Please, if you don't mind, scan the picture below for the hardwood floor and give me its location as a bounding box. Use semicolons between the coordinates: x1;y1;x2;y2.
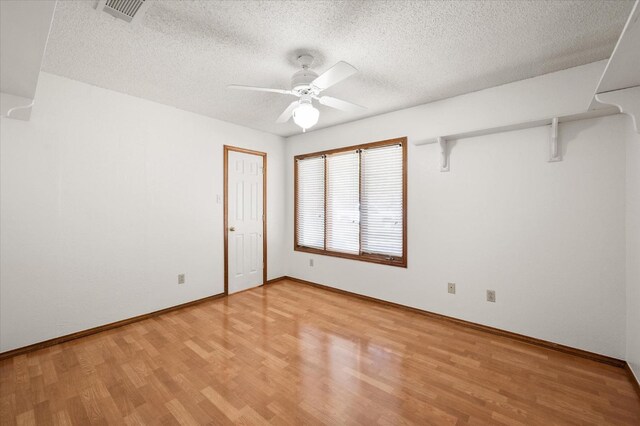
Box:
1;279;639;425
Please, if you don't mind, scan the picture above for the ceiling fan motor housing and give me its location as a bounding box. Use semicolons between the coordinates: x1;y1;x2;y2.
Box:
291;69;319;93
228;54;363;131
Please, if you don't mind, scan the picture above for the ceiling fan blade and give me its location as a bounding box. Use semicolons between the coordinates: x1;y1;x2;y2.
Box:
311;61;358;91
276;101;299;123
228;85;293;95
318;96;366;113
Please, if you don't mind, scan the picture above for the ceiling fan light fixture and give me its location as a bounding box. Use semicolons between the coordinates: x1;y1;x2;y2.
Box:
228;55;365;132
292;102;319;131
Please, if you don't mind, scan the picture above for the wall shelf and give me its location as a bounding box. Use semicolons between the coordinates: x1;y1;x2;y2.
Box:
590;1;639;133
412;107;620;147
413;107;620;172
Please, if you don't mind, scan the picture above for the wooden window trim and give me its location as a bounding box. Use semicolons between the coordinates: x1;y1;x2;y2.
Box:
294;137;407;268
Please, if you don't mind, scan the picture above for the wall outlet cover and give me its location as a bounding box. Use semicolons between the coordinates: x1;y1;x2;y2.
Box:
448;282;456;294
178;274;185;285
309;258;314;267
487;290;496;302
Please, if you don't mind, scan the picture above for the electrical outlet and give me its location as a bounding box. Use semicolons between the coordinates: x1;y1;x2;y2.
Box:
309;258;314;267
178;274;185;285
487;290;496;302
448;282;456;294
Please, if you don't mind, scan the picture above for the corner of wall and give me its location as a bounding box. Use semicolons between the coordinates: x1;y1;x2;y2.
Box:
625;113;640;379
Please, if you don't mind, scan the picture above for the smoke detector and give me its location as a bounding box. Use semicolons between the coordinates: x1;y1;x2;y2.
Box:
95;0;151;24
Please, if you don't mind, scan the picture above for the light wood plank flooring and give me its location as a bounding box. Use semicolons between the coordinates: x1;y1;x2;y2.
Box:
1;279;639;425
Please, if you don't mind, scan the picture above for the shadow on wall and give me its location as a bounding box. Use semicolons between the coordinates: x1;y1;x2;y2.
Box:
559;117;607;159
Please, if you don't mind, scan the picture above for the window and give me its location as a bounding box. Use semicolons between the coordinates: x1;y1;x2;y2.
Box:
294;137;407;267
326;150;360;254
295;156;324;250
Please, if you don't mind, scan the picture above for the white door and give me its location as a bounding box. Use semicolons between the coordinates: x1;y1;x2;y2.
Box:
227;150;264;294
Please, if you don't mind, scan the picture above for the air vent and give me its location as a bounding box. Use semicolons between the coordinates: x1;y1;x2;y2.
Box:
96;0;150;24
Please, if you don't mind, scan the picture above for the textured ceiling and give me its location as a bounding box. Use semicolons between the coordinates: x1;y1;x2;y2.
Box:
42;0;633;137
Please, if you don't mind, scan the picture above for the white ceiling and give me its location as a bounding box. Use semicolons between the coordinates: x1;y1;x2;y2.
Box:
42;0;633;137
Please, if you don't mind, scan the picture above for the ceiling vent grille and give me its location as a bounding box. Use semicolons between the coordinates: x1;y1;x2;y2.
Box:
96;0;150;24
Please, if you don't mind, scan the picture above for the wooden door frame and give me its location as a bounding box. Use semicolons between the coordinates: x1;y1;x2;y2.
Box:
223;145;268;295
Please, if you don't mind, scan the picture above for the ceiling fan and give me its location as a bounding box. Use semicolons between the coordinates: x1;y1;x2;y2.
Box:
228;55;366;132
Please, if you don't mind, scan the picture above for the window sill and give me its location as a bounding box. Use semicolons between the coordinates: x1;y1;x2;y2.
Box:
294;245;407;268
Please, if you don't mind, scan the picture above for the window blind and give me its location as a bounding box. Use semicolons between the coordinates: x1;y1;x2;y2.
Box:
294;138;406;267
361;144;403;258
326;150;360;254
296;156;325;249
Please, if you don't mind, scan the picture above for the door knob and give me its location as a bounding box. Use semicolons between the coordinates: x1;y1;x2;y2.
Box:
229;226;236;232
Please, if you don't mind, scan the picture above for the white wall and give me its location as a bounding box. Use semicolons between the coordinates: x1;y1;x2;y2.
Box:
1;63;635;363
626;122;640;379
285;63;632;359
0;72;286;352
